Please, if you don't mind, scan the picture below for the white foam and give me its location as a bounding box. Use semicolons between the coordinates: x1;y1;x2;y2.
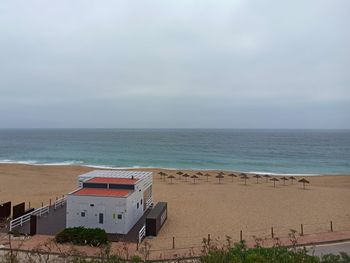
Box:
248;171;320;176
0;160;330;175
0;159;38;165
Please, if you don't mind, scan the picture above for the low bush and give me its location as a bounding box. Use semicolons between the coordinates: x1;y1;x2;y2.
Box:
55;227;108;247
201;241;350;263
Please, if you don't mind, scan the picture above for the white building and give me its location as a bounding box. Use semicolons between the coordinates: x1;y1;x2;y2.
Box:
66;170;153;235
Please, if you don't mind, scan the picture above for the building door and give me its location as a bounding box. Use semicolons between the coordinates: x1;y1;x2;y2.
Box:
99;213;104;224
115;208;126;234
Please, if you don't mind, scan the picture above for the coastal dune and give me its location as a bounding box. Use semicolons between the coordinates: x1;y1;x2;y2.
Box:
1;164;350;249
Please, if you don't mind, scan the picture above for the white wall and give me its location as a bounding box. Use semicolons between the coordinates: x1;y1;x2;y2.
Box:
68;173;153;234
67;195;129;234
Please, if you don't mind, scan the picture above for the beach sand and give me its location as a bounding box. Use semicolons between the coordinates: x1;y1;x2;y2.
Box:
1;164;350;249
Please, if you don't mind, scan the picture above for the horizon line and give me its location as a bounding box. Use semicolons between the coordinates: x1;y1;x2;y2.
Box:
0;127;349;131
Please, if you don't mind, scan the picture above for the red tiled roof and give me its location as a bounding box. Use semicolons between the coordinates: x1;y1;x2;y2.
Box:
87;177;139;185
71;188;133;197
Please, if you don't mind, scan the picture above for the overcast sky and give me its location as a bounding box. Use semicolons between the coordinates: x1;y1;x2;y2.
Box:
0;1;349;129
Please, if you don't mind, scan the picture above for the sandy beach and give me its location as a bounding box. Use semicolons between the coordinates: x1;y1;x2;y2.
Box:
1;164;350;249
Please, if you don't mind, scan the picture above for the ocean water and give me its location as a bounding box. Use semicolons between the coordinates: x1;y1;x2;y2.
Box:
0;129;349;175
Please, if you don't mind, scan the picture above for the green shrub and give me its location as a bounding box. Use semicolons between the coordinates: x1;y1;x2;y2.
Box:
130;255;142;263
201;241;350;263
55;227;108;247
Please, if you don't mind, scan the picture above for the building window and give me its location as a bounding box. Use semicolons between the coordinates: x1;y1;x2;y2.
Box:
141;199;143;205
99;213;104;224
90;204;94;207
117;214;122;219
137;202;139;209
81;212;85;217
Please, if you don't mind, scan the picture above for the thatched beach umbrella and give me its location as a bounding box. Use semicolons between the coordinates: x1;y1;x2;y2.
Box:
218;171;225;176
227;173;237;182
298;178;310;189
253;174;262;184
204;173;211;182
263;174;271;183
191;174;199;184
196;172;203;176
289;176;296;184
182;173;190;182
240;174;250;185
280;176;289;185
216;174;224;184
270;177;279;188
158;171;166;179
167;175;175;184
176;171;183;180
159;172;168;181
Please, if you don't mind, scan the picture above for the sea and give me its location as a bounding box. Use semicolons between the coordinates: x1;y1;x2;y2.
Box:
0;129;349;175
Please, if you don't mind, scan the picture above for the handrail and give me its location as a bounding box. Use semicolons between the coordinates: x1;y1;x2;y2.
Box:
146;198;153;209
139;224;146;243
54;196;66;210
10;205;50;231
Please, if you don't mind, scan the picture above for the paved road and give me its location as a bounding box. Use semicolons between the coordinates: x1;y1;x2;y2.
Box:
307;241;350;257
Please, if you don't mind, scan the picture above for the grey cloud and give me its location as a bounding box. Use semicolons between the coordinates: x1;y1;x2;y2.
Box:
0;0;349;128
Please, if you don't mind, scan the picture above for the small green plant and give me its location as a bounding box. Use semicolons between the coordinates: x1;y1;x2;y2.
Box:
130;255;142;263
200;240;350;263
55;227;108;247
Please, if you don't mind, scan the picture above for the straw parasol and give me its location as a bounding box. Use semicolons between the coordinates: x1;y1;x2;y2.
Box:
182;173;190;182
218;171;225;176
158;171;166;179
227;173;237;182
280;176;289;185
159;172;168;181
289;176;296;184
270;177;279;188
263;174;271;183
204;173;211;182
216;174;224;184
167;175;175;184
191;174;199;184
298;178;310;189
240;173;249;185
253;174;262;184
196;172;203;176
176;171;183;180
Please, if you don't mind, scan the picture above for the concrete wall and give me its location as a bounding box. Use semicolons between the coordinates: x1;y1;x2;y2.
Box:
68;172;153;234
67;195;128;234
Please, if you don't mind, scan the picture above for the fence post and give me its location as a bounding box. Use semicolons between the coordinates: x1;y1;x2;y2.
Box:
330;221;333;232
136;242;139;251
172;236;175;249
240;230;243;242
208;234;210;246
300;224;304;236
271;227;274;238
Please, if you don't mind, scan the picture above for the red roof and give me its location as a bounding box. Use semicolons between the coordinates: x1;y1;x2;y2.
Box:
87;177;139;185
71;188;133;197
